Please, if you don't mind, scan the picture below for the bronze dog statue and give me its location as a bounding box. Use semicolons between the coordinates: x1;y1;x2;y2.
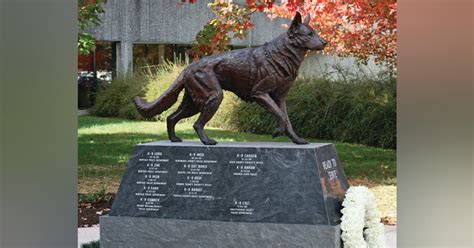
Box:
134;12;327;145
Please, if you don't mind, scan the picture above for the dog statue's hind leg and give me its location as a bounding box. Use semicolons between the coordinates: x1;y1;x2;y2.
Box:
166;92;199;142
193;93;223;145
187;72;224;145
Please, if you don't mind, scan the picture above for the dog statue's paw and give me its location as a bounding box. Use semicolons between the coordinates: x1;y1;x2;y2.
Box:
202;138;217;145
292;137;309;145
169;136;183;142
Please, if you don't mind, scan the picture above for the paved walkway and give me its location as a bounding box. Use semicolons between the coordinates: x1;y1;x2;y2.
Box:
78;227;99;248
78;225;396;248
384;225;397;248
78;109;90;116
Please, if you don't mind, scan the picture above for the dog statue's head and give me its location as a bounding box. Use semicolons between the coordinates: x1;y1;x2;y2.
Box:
287;12;327;51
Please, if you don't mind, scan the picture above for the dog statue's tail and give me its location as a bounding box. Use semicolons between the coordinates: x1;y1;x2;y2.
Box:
134;72;185;119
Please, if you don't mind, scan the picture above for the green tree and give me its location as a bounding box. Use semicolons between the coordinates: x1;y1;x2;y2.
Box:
78;0;106;55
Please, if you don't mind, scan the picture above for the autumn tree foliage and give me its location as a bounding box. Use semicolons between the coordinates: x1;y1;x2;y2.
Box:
183;0;397;67
184;0;275;59
269;0;397;66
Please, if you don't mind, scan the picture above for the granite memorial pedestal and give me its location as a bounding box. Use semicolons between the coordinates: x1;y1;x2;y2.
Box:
100;141;349;248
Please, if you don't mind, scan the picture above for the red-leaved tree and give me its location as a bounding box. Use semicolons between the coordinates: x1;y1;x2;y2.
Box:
182;0;396;67
269;0;397;66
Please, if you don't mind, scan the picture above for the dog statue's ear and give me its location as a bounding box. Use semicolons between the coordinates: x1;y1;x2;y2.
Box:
289;11;302;32
303;13;310;25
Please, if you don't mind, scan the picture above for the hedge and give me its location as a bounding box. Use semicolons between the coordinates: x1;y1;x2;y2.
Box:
222;78;396;149
89;74;147;120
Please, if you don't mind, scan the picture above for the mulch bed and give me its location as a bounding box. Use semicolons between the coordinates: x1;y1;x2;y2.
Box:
78;193;115;227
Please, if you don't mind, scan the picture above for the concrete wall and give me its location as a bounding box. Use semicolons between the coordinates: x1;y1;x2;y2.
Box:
89;0;289;45
299;53;389;81
88;0;387;79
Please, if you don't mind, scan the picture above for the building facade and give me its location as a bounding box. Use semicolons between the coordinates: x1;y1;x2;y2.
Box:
88;0;289;75
88;0;386;80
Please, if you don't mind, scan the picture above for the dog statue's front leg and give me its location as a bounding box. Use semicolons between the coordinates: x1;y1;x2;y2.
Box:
252;91;308;145
278;100;308;144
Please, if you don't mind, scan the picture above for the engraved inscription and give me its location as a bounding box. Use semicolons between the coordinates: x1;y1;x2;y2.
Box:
230;153;263;177
135;151;169;211
322;158;339;182
173;152;216;199
229;199;254;215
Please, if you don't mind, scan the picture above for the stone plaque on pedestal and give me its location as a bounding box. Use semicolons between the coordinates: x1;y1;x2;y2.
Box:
100;141;349;248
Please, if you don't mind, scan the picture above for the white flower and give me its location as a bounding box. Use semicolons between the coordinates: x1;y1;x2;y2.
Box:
340;186;386;248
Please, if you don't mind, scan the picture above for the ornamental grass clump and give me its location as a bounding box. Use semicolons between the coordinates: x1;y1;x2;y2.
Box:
143;62;187;122
142;61;241;127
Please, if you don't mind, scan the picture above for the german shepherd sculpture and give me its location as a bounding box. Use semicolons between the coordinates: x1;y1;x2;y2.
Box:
134;12;327;145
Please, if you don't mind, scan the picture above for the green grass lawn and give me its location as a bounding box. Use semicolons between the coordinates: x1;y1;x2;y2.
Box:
78;115;396;223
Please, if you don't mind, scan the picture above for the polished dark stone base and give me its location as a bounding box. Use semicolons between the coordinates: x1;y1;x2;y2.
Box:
110;141;349;225
100;215;341;248
103;141;348;247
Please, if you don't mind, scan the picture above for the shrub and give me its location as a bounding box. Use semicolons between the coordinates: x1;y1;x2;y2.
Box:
82;241;100;248
89;74;147;120
78;188;113;205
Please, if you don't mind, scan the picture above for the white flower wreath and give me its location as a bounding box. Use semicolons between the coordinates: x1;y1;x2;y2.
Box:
340;186;386;248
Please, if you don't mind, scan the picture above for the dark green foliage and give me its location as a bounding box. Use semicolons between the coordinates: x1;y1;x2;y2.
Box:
89;75;146;120
225;78;396;149
78;0;106;55
78;188;113;204
82;241;100;248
